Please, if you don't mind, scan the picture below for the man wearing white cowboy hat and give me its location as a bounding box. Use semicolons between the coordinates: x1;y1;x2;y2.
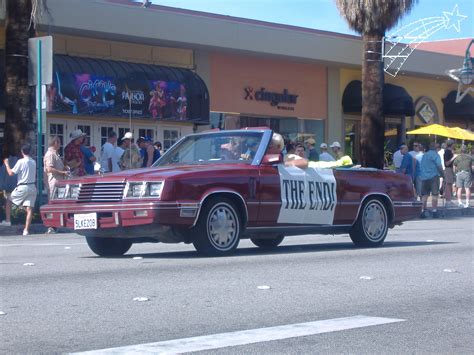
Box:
330;141;344;159
120;132;142;170
64;129;86;177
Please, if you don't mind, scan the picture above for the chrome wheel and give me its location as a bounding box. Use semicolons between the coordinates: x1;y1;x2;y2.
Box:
207;203;239;251
362;201;387;242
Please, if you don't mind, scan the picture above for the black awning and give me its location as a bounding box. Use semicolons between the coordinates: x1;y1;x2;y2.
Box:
342;80;415;116
49;54;209;123
443;91;474;121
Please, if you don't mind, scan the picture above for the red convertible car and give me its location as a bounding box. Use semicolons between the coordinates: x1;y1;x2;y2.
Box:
41;128;421;256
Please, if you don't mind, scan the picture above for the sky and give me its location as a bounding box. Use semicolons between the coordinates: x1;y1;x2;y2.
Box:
148;0;473;41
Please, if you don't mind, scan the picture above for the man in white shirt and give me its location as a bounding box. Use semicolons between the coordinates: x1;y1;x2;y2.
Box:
3;144;37;236
100;131;117;173
409;142;421;158
393;144;405;172
319;143;335;162
113;139;125;173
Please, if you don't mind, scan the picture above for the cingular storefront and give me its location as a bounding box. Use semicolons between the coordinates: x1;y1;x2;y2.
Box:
209;52;328;146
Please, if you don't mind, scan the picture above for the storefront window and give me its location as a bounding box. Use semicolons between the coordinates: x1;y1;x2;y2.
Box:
138;128;154;141
163;129;179;150
100;126;115;147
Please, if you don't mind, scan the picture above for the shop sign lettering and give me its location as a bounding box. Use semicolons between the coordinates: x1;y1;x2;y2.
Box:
244;86;298;107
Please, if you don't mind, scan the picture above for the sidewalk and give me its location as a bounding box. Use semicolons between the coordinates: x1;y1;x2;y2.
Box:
425;196;474;218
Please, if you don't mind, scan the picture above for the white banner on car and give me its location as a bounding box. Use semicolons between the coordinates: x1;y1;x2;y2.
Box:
277;166;337;225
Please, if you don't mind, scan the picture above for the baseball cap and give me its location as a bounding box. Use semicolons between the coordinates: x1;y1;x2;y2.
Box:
320;143;328;149
122;132;133;140
330;141;341;148
305;138;316;145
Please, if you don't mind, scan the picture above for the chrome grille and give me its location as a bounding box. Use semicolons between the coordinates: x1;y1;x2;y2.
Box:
77;182;125;203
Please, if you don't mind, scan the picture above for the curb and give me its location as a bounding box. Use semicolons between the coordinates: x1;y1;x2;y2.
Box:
0;224;72;236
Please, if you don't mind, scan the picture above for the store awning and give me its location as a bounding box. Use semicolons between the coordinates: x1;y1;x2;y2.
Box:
443;91;474;121
342;80;415;116
1;52;210;124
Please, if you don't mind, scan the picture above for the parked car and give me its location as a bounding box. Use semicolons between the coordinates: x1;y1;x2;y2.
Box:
41;128;421;256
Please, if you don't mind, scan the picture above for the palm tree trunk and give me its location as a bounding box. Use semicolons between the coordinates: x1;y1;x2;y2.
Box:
3;0;35;159
360;33;385;169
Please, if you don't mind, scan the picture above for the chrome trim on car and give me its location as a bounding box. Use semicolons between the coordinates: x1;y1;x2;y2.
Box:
42;201;179;211
191;190;249;228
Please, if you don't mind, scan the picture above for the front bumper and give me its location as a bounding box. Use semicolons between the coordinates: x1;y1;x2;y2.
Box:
40;201;199;230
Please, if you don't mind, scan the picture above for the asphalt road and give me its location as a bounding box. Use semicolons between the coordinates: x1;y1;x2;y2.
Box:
0;218;473;354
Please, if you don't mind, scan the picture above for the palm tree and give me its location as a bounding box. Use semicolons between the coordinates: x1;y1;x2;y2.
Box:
335;0;417;168
3;0;35;159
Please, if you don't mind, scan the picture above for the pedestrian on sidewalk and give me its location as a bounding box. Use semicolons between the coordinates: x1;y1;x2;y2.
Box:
443;140;456;206
393;144;404;172
0;155;18;226
120;132;142;170
44;136;68;199
44;136;68;234
3;144;37;236
400;144;416;182
137;137;160;167
64;129;86;177
319;143;335;162
420;142;444;218
100;131;117;173
80;140;96;176
414;144;424;199
453;145;472;208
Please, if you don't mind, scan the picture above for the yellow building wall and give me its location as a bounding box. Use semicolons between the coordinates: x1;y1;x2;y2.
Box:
339;68;458;125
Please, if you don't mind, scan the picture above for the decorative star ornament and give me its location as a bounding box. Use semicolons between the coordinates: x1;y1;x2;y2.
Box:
443;4;467;33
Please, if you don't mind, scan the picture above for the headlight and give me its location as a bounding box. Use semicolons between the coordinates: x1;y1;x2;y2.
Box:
149;182;164;197
52;184;80;200
124;182;164;198
55;186;67;199
69;184;81;199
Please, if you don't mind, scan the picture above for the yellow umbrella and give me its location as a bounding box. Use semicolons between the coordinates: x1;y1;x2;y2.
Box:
407;124;457;138
450;127;474;141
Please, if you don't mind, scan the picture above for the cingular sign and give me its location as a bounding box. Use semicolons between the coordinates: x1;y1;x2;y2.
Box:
244;86;298;107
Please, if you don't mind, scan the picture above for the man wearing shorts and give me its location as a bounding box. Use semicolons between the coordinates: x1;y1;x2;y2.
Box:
3;144;37;236
453;145;472;208
420;142;443;218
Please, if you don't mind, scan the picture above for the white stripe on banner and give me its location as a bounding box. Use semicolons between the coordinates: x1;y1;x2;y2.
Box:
74;315;405;354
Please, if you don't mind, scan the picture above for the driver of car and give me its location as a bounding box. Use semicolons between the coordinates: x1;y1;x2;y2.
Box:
241;138;260;160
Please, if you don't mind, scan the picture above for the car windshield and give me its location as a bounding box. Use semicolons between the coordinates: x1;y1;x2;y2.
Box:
154;131;265;167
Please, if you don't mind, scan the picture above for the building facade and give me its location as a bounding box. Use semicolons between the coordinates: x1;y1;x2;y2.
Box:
0;0;471;161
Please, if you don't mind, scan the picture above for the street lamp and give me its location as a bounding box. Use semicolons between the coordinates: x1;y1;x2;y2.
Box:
459;40;473;85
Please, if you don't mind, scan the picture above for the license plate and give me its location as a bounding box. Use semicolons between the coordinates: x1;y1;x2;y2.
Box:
74;213;98;230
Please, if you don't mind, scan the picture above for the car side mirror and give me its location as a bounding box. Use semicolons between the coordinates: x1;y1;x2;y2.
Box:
261;154;283;165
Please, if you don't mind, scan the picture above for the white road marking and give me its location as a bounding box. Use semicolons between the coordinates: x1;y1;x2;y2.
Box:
74;315;405;354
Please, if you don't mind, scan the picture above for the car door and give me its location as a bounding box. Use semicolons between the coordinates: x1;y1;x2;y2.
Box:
256;164;282;226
